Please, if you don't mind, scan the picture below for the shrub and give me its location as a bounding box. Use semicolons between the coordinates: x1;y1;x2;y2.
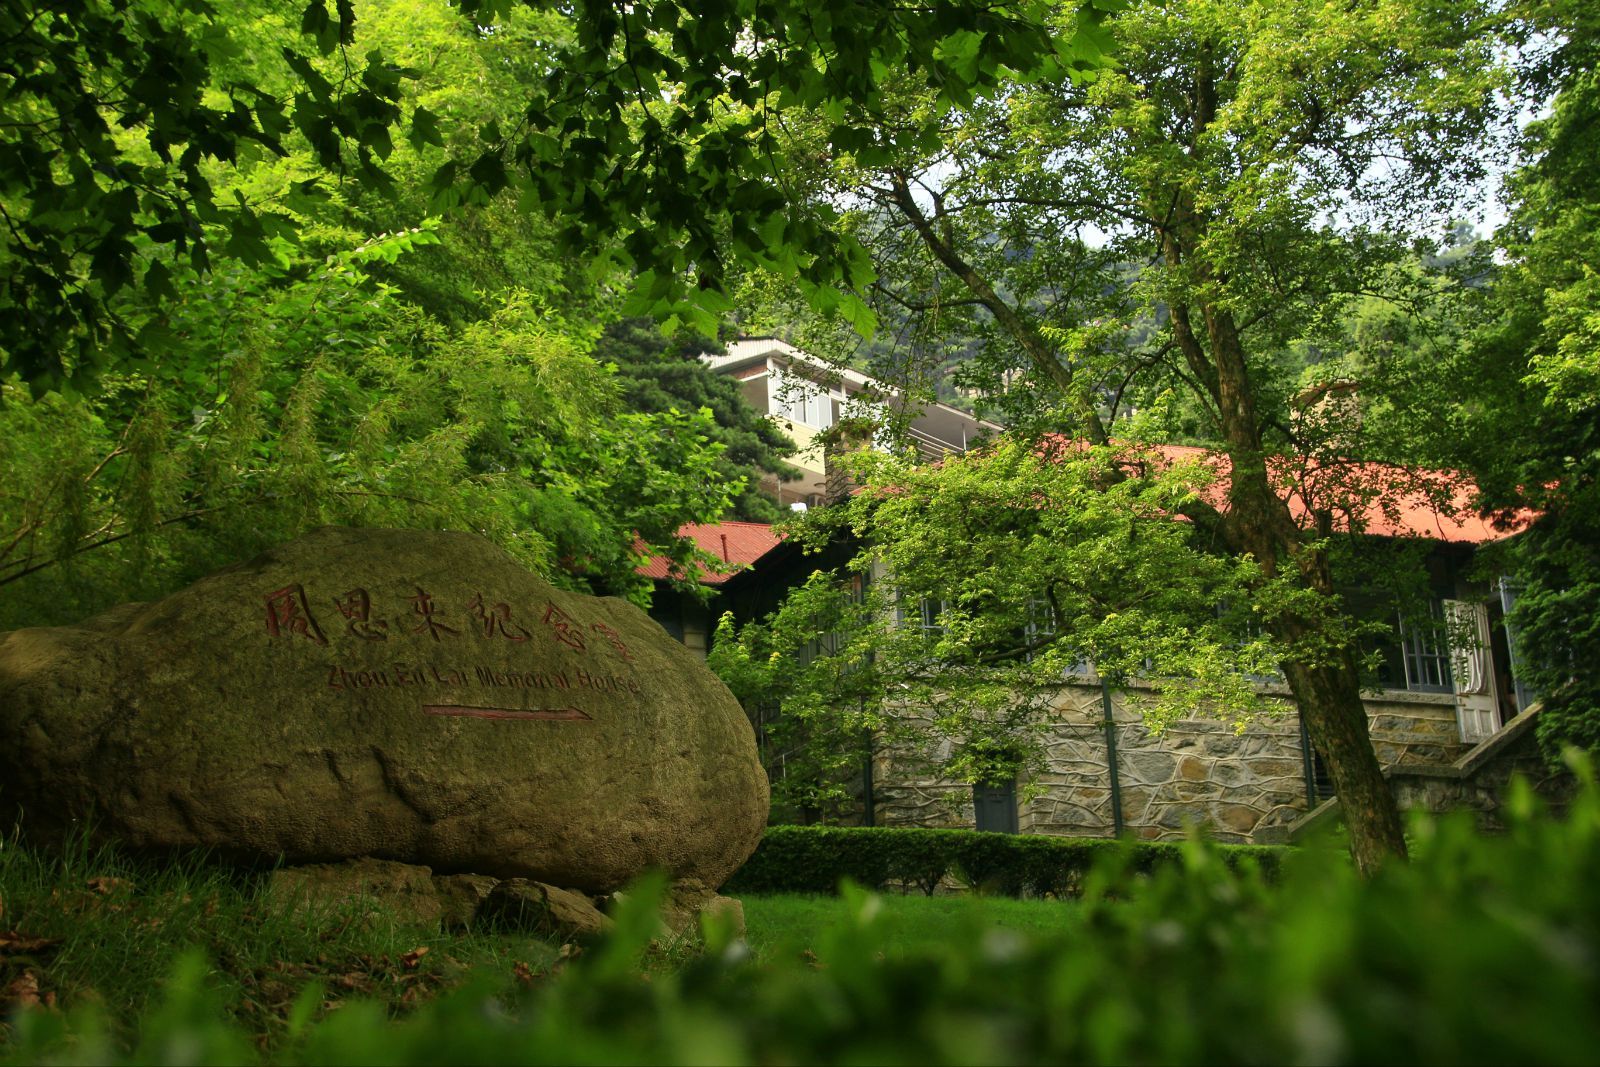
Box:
7;762;1600;1065
723;824;1283;896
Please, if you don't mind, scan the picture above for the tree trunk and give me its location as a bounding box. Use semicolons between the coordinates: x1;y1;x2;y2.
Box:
1280;645;1410;873
1204;299;1409;872
1154;53;1410;871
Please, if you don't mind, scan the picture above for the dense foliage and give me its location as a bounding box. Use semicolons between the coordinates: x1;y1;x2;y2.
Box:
1456;2;1600;757
722;0;1543;869
5;761;1598;1065
710;437;1297;818
0;0;407;390
0;209;737;631
723;823;1284;896
595;320;802;523
0;0;1120;391
1355;0;1600;758
0;0;823;627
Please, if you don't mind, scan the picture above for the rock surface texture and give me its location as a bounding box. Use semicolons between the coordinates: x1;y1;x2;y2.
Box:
0;526;769;893
268;858;445;926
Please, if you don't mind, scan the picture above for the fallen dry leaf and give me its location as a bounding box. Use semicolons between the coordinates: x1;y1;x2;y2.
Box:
0;931;63;957
86;876;131;896
2;971;57;1011
512;960;536;986
401;946;429;969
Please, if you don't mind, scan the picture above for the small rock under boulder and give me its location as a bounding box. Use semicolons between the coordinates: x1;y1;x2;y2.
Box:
659;879;747;940
263;858;736;942
479;879;613;942
0;526;769;895
433;873;499;931
267;858;444;927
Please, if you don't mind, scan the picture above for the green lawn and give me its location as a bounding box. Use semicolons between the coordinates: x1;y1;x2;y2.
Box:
4;782;1599;1066
742;891;1083;961
0;838;561;1049
0;834;1089;1049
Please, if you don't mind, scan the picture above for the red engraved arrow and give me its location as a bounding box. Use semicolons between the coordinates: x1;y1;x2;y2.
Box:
423;705;592;721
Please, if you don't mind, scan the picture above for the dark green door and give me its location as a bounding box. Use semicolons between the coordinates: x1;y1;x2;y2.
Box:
974;780;1018;833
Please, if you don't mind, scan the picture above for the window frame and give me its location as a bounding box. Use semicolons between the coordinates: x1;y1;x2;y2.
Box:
1398;600;1454;694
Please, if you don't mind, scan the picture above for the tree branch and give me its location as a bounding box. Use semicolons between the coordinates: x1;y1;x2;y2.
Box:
885;170;1110;445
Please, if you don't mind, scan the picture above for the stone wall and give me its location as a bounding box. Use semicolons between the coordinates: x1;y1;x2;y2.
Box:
1384;708;1569;830
1364;692;1471;769
871;681;1482;845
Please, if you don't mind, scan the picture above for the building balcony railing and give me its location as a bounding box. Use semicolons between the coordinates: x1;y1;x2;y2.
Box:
907;424;967;463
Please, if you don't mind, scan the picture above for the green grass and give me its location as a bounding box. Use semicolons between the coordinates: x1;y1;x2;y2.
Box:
5;766;1599;1064
0;834;560;1052
743;891;1084;961
0;834;1088;1052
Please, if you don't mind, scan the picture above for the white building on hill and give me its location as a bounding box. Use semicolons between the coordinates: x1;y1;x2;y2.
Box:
703;337;1003;509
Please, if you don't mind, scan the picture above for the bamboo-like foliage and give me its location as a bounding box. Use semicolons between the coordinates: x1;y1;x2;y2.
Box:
0;235;735;630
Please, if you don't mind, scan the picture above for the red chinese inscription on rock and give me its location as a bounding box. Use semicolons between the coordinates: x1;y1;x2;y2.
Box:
541;602;586;650
588;621;634;662
264;584;328;646
407;587;461;641
468;593;531;642
333;588;389;640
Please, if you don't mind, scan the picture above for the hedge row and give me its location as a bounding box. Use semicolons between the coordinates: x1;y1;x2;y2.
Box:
723;824;1286;896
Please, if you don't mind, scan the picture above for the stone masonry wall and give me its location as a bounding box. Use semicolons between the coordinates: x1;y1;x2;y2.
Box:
1387;709;1572;831
872;682;1476;845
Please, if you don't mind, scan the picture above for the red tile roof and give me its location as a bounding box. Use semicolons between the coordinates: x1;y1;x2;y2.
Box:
637;521;787;585
641;445;1522;589
1041;438;1527;544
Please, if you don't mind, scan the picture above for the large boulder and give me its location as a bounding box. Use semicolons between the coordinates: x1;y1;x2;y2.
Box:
0;526;768;893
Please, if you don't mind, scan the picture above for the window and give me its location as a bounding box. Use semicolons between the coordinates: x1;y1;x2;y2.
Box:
807;390;836;430
1022;597;1056;662
772;369;836;430
1498;576;1539;710
650;609;685;642
1298;716;1336;803
1020;597;1093;675
897;596;947;638
798;573;869;664
1343;587;1458;694
1399;601;1454;693
1215;599;1280;683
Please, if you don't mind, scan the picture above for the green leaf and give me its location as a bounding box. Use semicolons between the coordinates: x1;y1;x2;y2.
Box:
362;123;394;161
408;106;443;150
143;259;177;302
300;0;339;55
